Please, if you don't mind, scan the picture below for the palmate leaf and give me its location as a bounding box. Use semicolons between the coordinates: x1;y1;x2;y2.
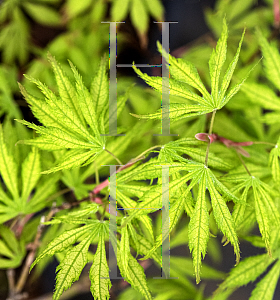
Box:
30;219;113;300
0;122;60;221
224;175;280;256
18;55;107;173
120;160;240;282
132;17;248;122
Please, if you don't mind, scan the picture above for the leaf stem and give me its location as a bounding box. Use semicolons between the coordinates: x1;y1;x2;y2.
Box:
237;151;252;176
95;162;100;185
133;145;162;161
104;148;123;165
205;109;217;167
252;141;276;147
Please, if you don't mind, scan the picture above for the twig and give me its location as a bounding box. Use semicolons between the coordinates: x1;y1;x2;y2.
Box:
7;269;16;299
15;217;45;295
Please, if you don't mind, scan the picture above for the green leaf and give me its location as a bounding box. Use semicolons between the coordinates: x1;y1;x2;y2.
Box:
0;224;25;268
53;234;92;300
90;57;109;123
23;3;61;26
132;65;210;106
232;186;250;228
206;168;240;265
89;223;111;300
256;28;280;90
118;251;152;300
30;224;97;271
120;222;130;277
269;137;280;184
252;178;271;256
66;0;92;18
241;82;280;111
111;0;130;21
0;124;19;200
219;66;255;109
21;147;41;203
21;124;99;150
217;253;274;292
158;41;212;103
131;103;213;121
131;0;148;34
70;61;101;138
47;54;85;127
143;0;164;21
218;27;245;106
188;169;209;283
209;17;228;105
249;259;280;300
27;172;60;212
40;149;101;174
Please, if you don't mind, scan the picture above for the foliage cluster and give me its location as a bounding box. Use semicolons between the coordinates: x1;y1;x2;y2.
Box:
1;0;280;300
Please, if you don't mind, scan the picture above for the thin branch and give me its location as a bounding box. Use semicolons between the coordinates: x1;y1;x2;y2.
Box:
15;217;45;294
44;188;72;204
7;269;16;299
